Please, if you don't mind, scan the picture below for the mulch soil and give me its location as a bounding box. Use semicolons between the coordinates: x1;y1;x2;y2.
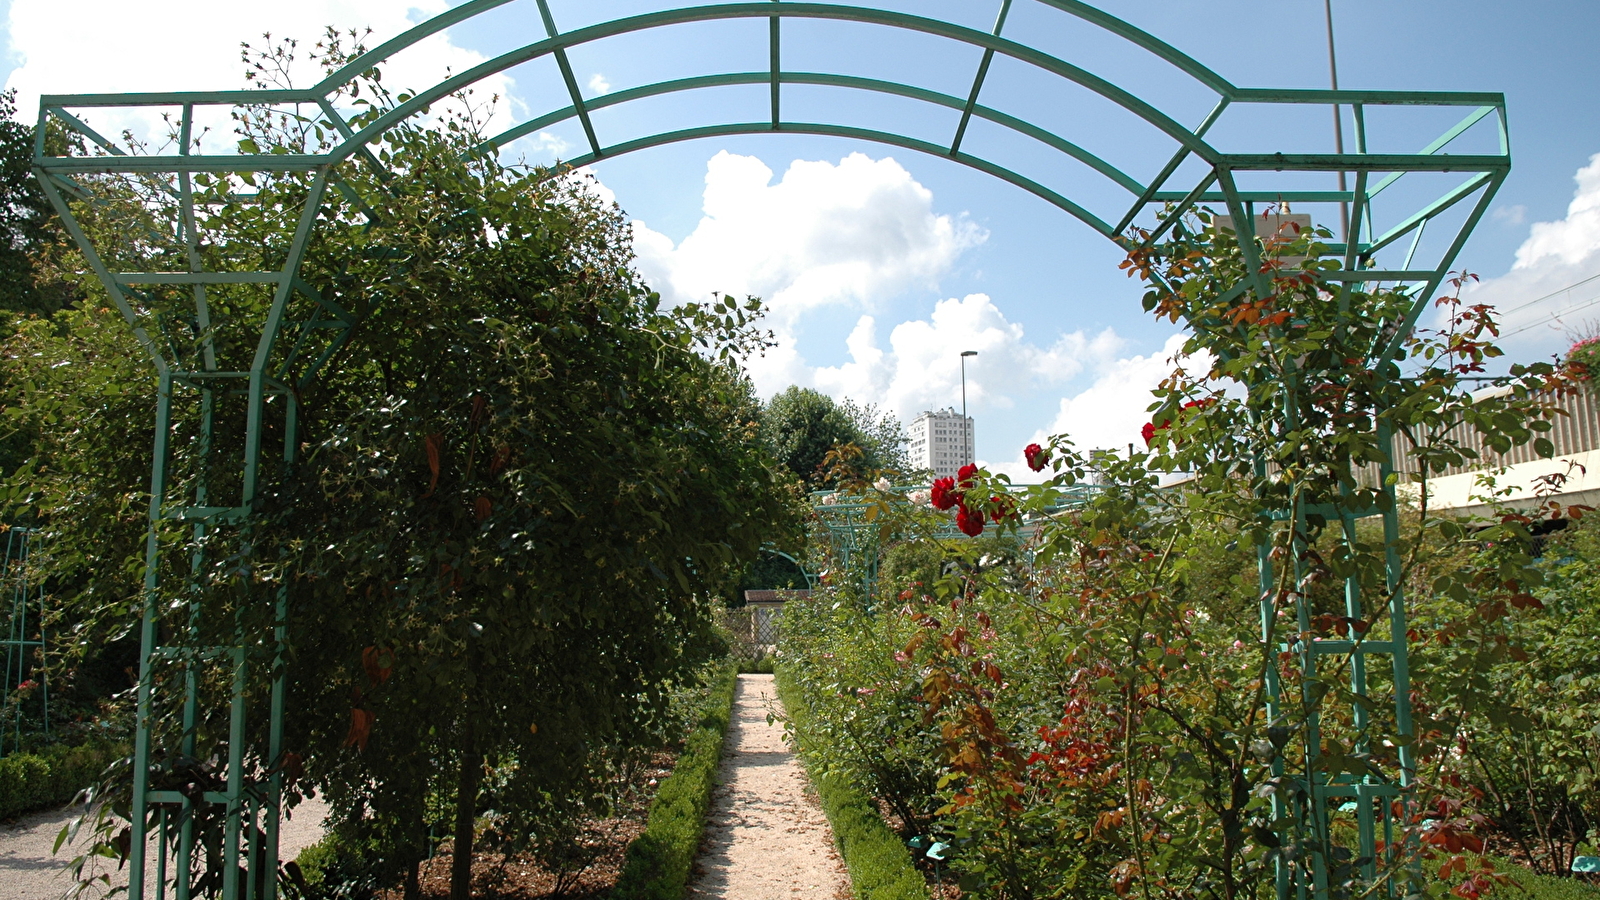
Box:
377;751;675;900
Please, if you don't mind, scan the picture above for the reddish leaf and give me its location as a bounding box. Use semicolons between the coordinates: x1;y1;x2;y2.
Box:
343;708;375;751
423;433;443;496
361;646;393;685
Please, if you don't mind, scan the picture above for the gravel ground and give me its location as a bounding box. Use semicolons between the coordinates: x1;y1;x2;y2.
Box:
688;674;850;900
0;796;328;899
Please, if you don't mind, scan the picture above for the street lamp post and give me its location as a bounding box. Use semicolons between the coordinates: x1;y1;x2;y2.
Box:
960;350;977;463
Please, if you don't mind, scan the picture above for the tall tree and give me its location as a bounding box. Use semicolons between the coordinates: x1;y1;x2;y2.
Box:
5;36;798;898
0;89;79;318
760;386;907;486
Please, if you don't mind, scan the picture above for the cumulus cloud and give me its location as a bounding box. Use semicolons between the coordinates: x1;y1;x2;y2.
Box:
621;149;1174;477
807;295;1125;419
631;151;984;326
1492;204;1527;227
1463;153;1600;359
4;0;514;145
1041;333;1191;454
587;73;611;95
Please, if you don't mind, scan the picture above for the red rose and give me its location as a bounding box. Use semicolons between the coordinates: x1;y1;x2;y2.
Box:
956;503;986;537
1024;443;1049;472
1141;421;1157;445
988;495;1018;523
957;463;978;484
930;476;959;510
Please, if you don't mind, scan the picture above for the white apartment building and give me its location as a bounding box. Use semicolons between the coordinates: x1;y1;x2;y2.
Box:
908;408;974;479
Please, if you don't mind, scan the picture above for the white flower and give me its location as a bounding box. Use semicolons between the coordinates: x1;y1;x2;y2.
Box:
874;477;891;492
907;489;932;507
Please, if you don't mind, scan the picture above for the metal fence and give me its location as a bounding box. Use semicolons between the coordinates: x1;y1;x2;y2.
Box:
1347;387;1600;485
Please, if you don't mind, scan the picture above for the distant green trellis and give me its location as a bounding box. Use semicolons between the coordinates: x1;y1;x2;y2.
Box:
1;527;48;759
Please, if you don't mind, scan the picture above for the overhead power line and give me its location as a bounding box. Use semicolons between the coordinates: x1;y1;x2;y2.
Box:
1500;269;1600;316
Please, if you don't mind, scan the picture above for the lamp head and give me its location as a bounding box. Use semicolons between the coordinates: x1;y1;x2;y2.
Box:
960;350;978;357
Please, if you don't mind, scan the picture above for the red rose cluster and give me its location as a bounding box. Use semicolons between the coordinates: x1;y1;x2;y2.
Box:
1024;442;1050;472
930;464;1019;537
931;464;986;536
1142;397;1215;446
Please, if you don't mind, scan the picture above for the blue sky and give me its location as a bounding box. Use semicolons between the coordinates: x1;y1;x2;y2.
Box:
5;0;1598;476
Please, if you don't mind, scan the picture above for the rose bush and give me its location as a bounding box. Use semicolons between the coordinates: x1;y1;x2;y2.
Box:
787;210;1574;900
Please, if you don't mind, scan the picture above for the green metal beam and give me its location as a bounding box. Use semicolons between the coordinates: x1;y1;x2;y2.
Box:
331;4;1221;169
949;0;1013;156
561;120;1116;235
1365;105;1498;200
1231;87;1504;106
1221;152;1507;172
482;70;1147;195
534;0;602;158
39;153;327;174
1365;172;1496;257
769;2;780;129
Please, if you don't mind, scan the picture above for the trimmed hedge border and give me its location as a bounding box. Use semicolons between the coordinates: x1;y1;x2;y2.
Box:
775;667;929;900
0;741;124;821
610;660;738;900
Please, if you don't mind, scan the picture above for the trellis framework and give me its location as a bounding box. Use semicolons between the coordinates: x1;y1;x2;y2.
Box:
29;2;1509;897
1;527;48;758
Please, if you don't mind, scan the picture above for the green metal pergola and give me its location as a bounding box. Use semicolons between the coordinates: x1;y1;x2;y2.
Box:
29;2;1508;897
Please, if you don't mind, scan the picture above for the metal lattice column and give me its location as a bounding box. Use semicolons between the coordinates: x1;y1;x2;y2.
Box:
1;527;47;758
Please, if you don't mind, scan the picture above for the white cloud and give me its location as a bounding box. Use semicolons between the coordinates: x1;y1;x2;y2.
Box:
1463;153;1600;359
1492;204;1527;227
631;150;983;327
806;294;1125;419
5;0;515;146
618;150;1168;476
588;73;611;95
1040;333;1191;456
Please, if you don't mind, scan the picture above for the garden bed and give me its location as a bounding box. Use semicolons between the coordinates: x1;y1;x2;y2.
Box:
378;752;675;899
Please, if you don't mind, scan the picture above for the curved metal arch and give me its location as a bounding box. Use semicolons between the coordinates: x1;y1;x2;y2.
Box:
325;3;1217;170
556;120;1116;236
482;71;1148;197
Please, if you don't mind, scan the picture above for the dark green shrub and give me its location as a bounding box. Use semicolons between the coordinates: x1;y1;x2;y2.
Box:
611;661;737;900
776;666;928;900
776;587;943;835
286;828;387;900
736;655;774;674
0;741;123;820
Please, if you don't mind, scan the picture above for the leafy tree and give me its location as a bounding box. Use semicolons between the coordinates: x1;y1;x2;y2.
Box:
761;386;907;486
4;35;797;899
839;396;911;474
0;89;78;319
0;90;88;485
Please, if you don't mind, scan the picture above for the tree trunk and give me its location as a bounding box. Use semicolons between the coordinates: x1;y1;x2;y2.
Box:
404;859;421;900
450;715;482;900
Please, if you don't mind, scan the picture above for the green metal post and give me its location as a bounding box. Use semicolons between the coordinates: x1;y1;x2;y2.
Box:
130;371;175;900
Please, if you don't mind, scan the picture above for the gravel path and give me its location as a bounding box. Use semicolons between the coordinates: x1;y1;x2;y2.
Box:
0;796;328;899
688;674;850;900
